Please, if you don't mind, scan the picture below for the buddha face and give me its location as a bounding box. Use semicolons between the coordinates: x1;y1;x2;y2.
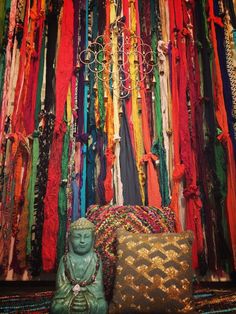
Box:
70;229;94;255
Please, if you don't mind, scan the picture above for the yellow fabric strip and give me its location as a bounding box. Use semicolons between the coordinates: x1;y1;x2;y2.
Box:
110;1;123;204
95;91;100;129
66;84;72;124
129;0;145;203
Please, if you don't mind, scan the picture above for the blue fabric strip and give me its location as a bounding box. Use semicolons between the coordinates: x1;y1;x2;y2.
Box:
72;177;79;221
80;0;89;217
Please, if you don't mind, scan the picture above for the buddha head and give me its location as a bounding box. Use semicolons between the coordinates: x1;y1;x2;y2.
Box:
68;218;95;255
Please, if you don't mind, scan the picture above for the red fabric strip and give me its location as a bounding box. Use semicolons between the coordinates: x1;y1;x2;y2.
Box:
23;2;45;135
178;0;203;268
104;147;115;202
168;0;183;232
169;0;204;267
42;0;74;271
42;126;66;271
54;0;74;133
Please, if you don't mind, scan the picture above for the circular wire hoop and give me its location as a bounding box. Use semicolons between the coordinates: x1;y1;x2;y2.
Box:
78;21;157;98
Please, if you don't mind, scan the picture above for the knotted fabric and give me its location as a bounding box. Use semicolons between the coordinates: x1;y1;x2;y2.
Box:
168;0;184;232
135;0;162;207
169;0;204;267
42;0;74;271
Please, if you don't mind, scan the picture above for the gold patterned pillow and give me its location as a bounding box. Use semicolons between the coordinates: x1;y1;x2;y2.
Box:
109;230;195;314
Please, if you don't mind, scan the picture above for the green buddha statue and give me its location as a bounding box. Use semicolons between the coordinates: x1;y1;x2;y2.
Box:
51;218;108;314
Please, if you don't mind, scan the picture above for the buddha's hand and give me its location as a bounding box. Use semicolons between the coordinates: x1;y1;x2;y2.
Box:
72;292;88;312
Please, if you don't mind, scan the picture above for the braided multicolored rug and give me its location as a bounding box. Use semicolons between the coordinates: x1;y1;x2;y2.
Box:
194;287;236;313
0;291;53;313
0;286;236;313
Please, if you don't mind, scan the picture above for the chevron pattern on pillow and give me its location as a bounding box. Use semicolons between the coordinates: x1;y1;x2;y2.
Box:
109;229;195;314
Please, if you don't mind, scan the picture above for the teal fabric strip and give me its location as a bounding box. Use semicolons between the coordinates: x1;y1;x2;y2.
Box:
72;177;79;222
193;293;213;299
27;132;39;255
233;30;236;48
80;0;89;217
86;1;98;207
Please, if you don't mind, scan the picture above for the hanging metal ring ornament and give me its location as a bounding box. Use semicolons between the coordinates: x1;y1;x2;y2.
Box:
78;21;157;99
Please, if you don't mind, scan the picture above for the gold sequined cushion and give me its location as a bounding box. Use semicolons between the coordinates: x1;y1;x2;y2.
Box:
109;230;195;314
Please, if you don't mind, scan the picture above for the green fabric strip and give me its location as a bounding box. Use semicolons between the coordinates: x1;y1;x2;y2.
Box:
0;0;6;48
57;124;70;263
26;133;39;255
215;138;230;272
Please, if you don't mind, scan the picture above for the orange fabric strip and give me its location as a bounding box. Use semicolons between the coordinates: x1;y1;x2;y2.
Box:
135;0;162;207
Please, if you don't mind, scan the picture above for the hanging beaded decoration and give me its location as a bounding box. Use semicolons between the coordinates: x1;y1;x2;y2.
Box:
78;19;157;99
